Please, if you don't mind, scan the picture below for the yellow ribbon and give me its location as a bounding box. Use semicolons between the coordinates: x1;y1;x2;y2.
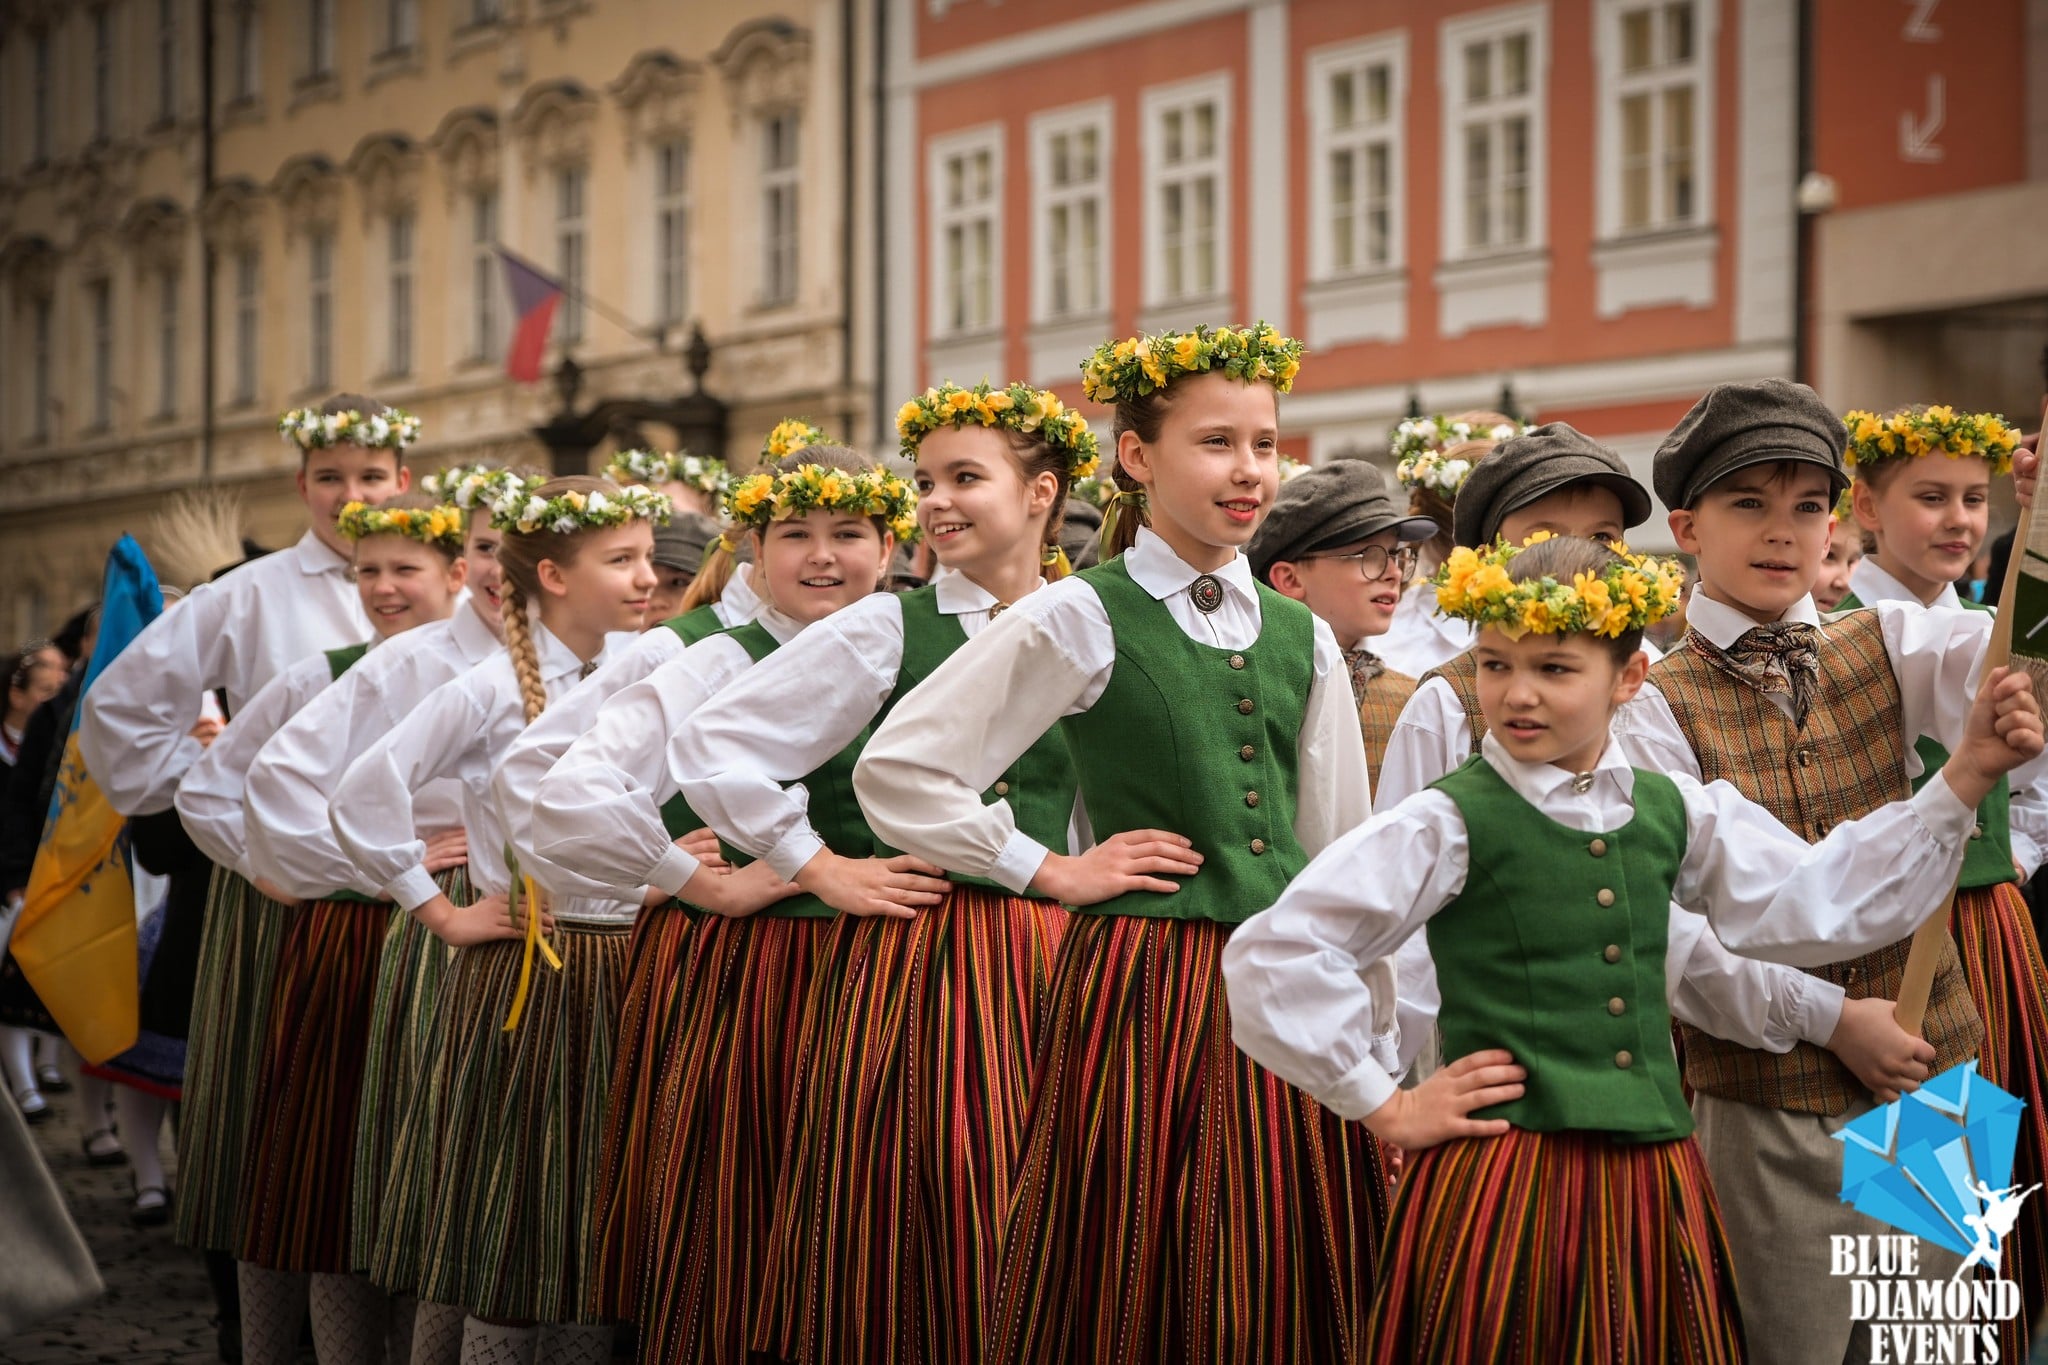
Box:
1041;543;1074;579
501;873;563;1033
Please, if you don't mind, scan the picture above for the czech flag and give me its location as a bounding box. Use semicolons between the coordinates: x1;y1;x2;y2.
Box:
14;536;164;1063
499;246;565;384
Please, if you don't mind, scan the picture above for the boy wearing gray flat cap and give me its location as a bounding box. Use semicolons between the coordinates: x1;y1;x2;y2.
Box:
1611;377;2048;1363
1248;458;1435;772
647;511;724;625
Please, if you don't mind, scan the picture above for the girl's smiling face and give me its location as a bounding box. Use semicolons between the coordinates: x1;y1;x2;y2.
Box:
535;521;659;634
352;536;467;638
913;424;1058;578
754;512;893;625
1118;371;1281;570
1852;457;1992;606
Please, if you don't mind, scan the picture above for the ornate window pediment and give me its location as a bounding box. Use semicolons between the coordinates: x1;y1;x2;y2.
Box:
0;236;60;301
711;19;811;126
200;176;267;251
272;152;342;235
609;49;702;146
121;197;191;272
431;106;502;195
347;131;423;221
510;78;597;174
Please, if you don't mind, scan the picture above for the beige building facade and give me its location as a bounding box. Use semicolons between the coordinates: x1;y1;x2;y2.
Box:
0;0;881;641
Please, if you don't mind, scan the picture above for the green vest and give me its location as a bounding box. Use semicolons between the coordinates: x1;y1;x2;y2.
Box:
663;603;728;647
1835;590;2015;886
1430;757;1695;1142
1057;558;1312;923
720;619;877;920
656;623;778;909
875;586;1077;898
323;643;379;903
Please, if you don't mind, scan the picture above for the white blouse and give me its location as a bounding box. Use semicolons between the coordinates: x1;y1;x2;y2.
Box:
676;572;1030;882
1376;577;1476;680
82;532;369;816
527;616;802;900
242;603;499;899
332;617;635;921
1222;732;1982;1120
853;528;1373;893
173;652;342;880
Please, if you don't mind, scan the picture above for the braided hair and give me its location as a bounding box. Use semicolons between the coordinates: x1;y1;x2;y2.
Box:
495;474;613;724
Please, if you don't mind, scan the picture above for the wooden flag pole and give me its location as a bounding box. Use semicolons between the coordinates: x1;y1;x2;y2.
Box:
1893;399;2046;1033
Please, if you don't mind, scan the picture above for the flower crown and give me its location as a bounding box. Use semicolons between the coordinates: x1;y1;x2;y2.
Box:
724;462;918;544
1432;534;1686;641
1843;406;2018;477
1277;454;1311;483
336;501;465;552
1832;485;1855;523
488;484;674;536
420;464;536;514
1392;416;1529;496
895;381;1101;480
604;449;732;496
278;406;422;452
1080;323;1304;404
762;419;834;462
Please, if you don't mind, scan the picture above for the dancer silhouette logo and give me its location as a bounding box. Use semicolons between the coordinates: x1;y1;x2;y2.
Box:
1828;1061;2031;1361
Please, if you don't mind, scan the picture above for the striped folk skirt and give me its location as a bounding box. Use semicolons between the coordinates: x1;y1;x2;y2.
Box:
236;895;392;1271
413;921;630;1324
172;867;292;1253
1954;879;2048;1357
588;903;697;1323
987;915;1391;1365
639;914;830;1365
352;864;465;1279
1367;1128;1743;1364
756;887;1067;1365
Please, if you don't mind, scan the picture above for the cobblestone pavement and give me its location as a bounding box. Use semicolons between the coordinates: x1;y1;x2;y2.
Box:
2;1083;225;1365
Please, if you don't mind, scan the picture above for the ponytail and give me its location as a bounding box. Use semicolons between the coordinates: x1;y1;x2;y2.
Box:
1100;391;1174;561
677;533;740;615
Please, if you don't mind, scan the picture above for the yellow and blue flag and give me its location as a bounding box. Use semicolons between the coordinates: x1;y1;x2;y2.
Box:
13;536;164;1063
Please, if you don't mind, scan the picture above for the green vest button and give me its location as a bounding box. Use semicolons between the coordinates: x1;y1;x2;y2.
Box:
1250;838;1267;855
994;781;1011;796
1607;997;1626;1016
1615;1050;1633;1069
1237;698;1255;715
1245;791;1259;808
1603;944;1622;963
1228;654;1246;670
1588;838;1608;857
1596;888;1616;907
1239;744;1256;761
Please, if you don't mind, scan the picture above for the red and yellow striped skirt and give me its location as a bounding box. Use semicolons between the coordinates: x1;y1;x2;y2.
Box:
236;894;392;1271
755;886;1067;1365
638;913;830;1365
587;902;697;1323
1369;1127;1742;1363
412;921;630;1325
1953;879;2048;1358
987;914;1389;1365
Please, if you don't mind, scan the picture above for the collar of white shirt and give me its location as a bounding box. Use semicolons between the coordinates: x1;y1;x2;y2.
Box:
723;560;763;621
755;603;804;644
1849;556;1956;610
1683;581;1821;652
451;597;501;660
292;529;351;577
1479;729;1639;808
934;569;998;616
1124;527;1258;610
532;618;595;688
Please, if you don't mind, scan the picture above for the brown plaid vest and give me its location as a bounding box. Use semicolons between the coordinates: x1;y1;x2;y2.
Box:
1653;609;1982;1115
1420;651;1488;746
1357;667;1418;780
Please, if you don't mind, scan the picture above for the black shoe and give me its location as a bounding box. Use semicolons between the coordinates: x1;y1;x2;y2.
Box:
130;1179;171;1227
35;1061;70;1093
12;1085;50;1123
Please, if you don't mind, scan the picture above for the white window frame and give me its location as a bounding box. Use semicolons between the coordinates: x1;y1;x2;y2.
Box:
1438;3;1550;263
307;228;334;389
232;6;261;102
233;247;260;403
384;0;419;53
157;266;179;416
387;210;415;376
305;0;334;79
1029;101;1110;327
1306;34;1408;282
759;110;801;309
1140;71;1233;314
556;165;587;343
654;139;690;328
469;188;500;362
1595;0;1717;239
87;277;114;430
926;123;1004;341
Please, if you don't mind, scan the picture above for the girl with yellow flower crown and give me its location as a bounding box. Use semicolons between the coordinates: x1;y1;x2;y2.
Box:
1223;534;2045;1364
661;381;1100;1365
856;326;1388;1364
171;491;473;1365
1833;404;2048;1355
329;475;665;1364
524;444;912;1365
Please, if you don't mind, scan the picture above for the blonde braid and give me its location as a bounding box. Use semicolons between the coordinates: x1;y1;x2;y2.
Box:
500;583;548;724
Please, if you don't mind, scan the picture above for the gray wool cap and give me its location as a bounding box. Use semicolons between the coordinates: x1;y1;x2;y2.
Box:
1653;379;1849;510
651;511;722;573
1248;459;1436;582
1452;423;1653;547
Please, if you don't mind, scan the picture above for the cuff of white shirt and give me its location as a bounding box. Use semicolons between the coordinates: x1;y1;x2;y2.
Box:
1910;769;1976;842
2012;828;2043;882
647;846;703;899
1324;1051;1399;1122
385;865;441;913
1780;974;1846;1050
765;826;827;883
988;831;1052;896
